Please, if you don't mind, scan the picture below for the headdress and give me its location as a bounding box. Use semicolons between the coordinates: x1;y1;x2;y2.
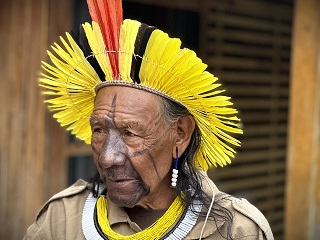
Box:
40;0;243;170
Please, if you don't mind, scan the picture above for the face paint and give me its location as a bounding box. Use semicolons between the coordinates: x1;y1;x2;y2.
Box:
90;86;177;208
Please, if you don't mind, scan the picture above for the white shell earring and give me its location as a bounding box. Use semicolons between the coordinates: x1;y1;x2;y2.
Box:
171;147;179;188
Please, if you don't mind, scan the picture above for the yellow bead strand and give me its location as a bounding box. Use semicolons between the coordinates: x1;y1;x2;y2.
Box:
96;196;185;240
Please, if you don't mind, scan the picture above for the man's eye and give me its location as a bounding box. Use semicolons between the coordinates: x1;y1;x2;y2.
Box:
93;127;104;133
124;130;135;137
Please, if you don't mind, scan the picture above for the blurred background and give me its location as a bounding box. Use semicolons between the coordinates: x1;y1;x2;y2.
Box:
0;0;319;239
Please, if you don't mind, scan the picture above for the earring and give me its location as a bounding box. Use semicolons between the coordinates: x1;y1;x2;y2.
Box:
171;147;179;188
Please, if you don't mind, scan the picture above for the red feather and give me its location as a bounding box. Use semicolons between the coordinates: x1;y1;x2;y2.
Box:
86;0;123;78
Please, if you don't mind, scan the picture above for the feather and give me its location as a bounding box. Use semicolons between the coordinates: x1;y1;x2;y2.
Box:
77;27;105;81
86;0;123;78
82;22;113;80
119;19;141;81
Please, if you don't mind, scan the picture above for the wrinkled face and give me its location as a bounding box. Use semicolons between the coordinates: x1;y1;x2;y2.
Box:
90;86;177;207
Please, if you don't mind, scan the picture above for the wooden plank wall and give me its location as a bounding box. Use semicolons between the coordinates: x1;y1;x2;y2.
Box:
0;0;73;239
200;1;293;239
285;0;320;239
125;0;199;11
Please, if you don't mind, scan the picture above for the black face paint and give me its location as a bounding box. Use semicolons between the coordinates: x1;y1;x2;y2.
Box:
97;95;128;168
129;148;150;158
129;148;161;180
107;95;117;119
147;152;161;180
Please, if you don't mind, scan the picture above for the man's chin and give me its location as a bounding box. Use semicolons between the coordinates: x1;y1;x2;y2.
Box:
104;179;150;207
107;191;145;207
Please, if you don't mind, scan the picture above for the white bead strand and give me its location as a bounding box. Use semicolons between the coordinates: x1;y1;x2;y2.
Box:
171;169;179;187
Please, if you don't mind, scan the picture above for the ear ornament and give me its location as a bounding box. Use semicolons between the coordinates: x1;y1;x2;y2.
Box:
171;147;179;188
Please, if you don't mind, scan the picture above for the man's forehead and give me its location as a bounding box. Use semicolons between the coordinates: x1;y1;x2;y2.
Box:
94;86;163;112
89;115;145;129
92;87;164;125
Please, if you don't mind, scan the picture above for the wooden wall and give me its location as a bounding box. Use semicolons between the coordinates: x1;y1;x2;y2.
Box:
285;0;320;239
0;0;73;239
125;0;199;10
200;1;292;239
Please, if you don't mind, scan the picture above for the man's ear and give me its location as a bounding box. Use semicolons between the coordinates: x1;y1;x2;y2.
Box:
173;115;196;158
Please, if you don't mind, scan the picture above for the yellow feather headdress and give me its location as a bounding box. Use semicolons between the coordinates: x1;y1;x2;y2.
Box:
40;0;242;170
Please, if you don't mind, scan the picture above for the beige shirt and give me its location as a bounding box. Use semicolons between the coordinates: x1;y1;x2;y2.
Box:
24;179;274;240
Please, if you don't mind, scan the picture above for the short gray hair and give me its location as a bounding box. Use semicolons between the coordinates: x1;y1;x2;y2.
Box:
161;98;190;124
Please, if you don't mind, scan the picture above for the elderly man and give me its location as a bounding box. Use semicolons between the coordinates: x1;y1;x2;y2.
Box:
25;0;274;239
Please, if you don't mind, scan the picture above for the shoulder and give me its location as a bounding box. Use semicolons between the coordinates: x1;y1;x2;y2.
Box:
24;179;91;239
36;179;91;220
229;196;274;239
186;176;274;240
223;194;274;240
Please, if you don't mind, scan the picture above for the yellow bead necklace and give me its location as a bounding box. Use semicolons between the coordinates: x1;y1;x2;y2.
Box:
96;196;185;240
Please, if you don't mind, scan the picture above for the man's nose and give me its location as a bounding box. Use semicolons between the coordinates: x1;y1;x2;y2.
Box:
98;130;126;168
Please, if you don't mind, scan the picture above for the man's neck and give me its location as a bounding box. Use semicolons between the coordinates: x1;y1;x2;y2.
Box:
125;207;166;230
134;177;177;209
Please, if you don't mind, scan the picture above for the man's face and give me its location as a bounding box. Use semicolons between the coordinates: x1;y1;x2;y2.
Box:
90;86;177;208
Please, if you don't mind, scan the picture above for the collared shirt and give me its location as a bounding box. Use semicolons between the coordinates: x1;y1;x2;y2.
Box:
24;179;274;240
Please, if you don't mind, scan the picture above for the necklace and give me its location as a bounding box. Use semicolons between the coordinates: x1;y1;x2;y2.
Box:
82;191;202;240
97;196;184;240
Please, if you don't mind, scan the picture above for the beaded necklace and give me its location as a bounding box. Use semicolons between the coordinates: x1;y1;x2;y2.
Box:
96;196;183;240
82;192;202;240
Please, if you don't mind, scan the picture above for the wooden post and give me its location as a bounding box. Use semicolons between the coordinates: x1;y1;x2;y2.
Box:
0;0;73;239
286;0;320;239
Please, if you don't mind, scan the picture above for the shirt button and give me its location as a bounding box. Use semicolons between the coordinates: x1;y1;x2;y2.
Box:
236;198;242;203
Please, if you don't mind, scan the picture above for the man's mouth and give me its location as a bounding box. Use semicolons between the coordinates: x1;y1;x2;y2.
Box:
100;170;141;188
105;178;139;190
103;174;137;184
113;178;131;183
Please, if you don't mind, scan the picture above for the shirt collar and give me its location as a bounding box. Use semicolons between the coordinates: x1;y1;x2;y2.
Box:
107;198;129;226
107;196;143;233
